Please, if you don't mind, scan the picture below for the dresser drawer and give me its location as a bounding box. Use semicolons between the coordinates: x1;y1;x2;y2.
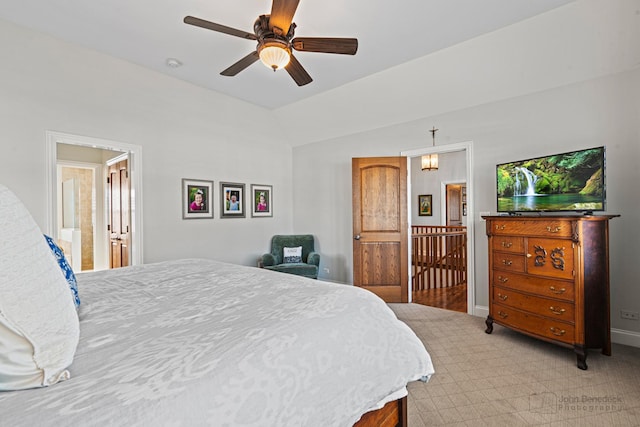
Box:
491;304;575;345
492;253;525;273
491;219;573;238
491;271;575;301
493;286;575;322
492;236;524;253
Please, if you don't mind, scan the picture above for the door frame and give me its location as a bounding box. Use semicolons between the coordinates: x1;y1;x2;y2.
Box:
401;141;475;315
45;131;143;266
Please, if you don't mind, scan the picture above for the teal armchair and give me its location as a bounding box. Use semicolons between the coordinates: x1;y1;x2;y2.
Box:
261;235;320;279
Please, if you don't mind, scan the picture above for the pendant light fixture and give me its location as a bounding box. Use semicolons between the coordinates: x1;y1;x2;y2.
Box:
421;127;439;171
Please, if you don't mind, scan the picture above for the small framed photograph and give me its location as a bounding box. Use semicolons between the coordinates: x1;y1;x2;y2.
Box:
220;182;245;218
182;179;214;219
418;194;432;216
463;203;467;216
251;184;273;217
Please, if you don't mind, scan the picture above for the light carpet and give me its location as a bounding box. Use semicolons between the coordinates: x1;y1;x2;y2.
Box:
390;303;640;426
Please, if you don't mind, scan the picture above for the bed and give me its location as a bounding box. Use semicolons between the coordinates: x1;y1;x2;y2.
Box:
0;185;434;426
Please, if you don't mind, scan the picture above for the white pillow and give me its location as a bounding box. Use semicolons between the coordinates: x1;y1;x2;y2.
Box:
0;185;79;390
283;246;303;263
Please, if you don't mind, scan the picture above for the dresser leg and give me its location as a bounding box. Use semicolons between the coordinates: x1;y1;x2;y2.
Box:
574;345;588;370
485;315;494;334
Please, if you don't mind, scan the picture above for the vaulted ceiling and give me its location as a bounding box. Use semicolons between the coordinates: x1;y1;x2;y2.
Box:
0;0;574;109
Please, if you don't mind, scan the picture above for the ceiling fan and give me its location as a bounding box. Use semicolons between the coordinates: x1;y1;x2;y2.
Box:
184;0;358;86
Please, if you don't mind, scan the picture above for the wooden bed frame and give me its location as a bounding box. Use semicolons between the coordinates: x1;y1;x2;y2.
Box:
354;396;407;427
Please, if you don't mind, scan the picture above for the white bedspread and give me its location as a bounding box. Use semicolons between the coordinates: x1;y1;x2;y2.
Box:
0;259;434;426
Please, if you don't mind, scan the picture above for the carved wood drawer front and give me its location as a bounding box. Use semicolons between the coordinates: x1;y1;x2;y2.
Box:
492;304;575;345
493;287;575;321
492;236;524;253
492;220;573;238
492;253;525;272
526;238;575;280
492;271;575;302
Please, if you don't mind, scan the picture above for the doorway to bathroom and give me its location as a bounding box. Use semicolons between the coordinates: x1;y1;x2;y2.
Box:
46;131;143;271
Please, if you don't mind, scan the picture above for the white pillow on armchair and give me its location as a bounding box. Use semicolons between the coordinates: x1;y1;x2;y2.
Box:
0;185;79;390
283;246;303;263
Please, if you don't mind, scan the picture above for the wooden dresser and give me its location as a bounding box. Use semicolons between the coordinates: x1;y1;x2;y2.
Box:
482;215;618;369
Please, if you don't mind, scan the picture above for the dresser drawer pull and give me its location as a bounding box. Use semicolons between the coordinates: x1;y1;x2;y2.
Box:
550;327;566;336
501;241;513;248
549;306;566;315
549;286;566;294
495;224;506;231
546;226;562;233
497;311;508;319
497;293;508;301
501;259;513;266
497;276;509;283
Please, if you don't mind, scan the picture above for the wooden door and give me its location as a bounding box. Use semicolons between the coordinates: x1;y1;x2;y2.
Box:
352;157;408;303
446;184;462;226
107;159;130;268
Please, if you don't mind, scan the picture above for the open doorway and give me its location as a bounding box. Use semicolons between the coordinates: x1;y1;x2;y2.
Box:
401;141;475;315
46;131;143;270
57;160;100;271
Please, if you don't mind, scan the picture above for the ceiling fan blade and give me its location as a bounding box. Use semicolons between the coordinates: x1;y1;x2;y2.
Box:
220;51;260;76
292;37;358;55
184;16;257;40
270;0;300;35
285;54;312;86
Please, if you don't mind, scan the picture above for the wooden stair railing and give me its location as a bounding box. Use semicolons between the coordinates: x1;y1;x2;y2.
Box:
411;226;467;291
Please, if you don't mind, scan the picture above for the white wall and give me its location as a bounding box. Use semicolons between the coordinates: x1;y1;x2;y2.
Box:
0;19;294;266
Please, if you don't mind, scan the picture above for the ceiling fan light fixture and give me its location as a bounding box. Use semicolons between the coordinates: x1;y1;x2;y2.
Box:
258;41;291;71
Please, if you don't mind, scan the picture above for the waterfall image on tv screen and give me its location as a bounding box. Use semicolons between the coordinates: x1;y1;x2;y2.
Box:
496;147;605;213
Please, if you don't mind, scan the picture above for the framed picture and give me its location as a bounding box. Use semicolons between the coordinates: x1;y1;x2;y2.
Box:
418;194;432;216
182;179;213;219
220;182;245;218
462;186;467;203
251;184;273;217
463;203;467;216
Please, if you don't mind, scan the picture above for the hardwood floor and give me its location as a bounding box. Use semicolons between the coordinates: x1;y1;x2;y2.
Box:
412;283;467;313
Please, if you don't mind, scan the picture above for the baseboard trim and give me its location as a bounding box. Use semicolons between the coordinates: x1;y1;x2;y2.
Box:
472;305;639;348
611;328;640;348
473;305;488;318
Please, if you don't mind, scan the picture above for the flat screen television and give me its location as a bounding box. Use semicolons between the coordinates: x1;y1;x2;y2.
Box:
496;146;605;214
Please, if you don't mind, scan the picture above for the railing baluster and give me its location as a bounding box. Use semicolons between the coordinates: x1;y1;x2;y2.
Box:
411;225;467;292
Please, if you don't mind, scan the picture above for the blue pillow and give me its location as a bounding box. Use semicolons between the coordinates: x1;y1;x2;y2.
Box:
43;235;80;308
